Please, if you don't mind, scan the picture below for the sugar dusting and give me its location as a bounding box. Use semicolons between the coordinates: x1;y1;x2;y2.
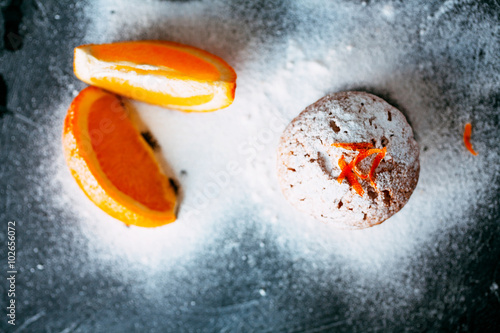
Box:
73;0;496;287
31;0;500;330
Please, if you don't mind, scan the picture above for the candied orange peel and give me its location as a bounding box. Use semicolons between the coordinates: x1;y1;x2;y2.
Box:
369;147;387;187
332;142;387;196
338;155;365;196
332;142;374;150
463;123;478;156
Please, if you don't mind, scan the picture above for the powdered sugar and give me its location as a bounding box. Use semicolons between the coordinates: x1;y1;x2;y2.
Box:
16;0;499;330
66;0;498;288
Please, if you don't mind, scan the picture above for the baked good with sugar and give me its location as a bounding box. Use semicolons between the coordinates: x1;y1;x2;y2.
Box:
277;91;420;229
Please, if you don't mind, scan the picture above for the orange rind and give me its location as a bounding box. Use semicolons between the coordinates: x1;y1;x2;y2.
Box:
463;123;478;156
333;142;387;196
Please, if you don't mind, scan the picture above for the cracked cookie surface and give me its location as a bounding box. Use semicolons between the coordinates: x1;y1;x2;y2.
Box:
277;91;420;229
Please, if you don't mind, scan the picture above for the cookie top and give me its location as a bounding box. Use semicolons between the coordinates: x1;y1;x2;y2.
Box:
277;91;420;229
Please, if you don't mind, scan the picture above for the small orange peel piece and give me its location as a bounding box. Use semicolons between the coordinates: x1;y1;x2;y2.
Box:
353;167;368;179
332;142;374;150
337;148;384;184
334;142;387;196
463;123;478;156
369;147;387;188
74;40;237;112
338;155;364;196
63;86;177;227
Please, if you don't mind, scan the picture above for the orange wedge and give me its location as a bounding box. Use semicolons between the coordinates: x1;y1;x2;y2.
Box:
62;86;177;227
74;40;237;112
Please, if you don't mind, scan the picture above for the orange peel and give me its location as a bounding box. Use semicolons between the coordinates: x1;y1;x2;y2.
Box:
334;142;387;196
337;148;384;184
368;147;387;188
338;156;364;196
332;142;374;150
463;123;478;156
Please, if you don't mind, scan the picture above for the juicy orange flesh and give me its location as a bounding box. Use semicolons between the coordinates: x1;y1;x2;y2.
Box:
90;42;220;81
87;95;172;211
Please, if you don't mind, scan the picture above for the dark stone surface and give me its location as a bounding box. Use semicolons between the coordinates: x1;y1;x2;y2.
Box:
0;1;499;332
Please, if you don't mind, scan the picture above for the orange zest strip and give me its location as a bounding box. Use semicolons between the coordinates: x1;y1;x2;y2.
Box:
337;152;367;183
337;148;384;184
332;142;374;150
369;147;387;188
463;123;478;156
353;167;368;179
333;142;388;196
338;156;364;196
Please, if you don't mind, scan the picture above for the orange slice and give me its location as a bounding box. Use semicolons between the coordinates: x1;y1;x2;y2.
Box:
62;86;177;227
74;40;237;112
369;147;387;188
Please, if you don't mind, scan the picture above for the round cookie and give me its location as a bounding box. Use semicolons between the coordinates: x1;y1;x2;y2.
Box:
277;91;420;229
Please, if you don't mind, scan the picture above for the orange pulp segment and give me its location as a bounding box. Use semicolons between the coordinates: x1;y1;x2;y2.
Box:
63;86;177;227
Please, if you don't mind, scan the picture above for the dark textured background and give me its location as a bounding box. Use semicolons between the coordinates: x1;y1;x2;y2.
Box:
1;0;500;332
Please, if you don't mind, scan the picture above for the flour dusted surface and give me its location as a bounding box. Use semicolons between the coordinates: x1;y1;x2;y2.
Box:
4;0;499;331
